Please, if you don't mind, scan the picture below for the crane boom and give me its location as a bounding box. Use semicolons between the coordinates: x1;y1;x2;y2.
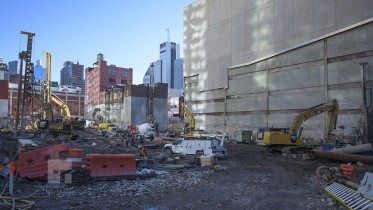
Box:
43;52;71;120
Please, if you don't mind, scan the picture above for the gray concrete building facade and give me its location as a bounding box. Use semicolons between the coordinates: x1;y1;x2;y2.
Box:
183;0;373;140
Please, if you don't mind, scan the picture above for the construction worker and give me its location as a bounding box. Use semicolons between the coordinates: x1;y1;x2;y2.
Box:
138;145;148;158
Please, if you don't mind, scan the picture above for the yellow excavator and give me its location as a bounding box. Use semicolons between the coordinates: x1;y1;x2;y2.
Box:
89;108;101;129
256;99;339;146
180;102;206;138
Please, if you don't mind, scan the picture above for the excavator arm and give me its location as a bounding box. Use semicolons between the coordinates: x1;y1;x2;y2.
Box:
51;94;71;120
92;108;101;121
290;99;339;140
181;102;195;130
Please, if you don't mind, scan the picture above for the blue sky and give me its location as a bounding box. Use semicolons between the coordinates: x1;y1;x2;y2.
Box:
0;0;195;84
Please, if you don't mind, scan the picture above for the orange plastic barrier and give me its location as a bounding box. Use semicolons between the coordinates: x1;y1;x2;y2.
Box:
85;154;136;177
18;144;69;180
340;164;356;180
66;148;83;167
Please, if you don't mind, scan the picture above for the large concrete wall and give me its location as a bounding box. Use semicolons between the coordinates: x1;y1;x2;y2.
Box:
183;0;373;136
184;0;373;90
227;21;373;140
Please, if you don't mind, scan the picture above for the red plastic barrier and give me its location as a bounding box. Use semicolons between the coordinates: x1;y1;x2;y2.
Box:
85;154;136;177
18;144;69;180
340;164;356;180
66;148;83;167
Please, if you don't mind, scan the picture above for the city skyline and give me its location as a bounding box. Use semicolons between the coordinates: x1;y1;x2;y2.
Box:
0;0;195;85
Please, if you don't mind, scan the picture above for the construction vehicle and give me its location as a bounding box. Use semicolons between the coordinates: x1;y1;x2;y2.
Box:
99;122;117;131
164;134;228;158
33;52;74;134
180;102;207;137
256;99;339;146
88;108;101;129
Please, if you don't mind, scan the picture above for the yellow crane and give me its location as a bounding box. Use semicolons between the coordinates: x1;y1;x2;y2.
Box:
43;51;71;120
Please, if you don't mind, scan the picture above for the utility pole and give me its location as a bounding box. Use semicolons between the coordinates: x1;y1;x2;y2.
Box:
148;63;154;124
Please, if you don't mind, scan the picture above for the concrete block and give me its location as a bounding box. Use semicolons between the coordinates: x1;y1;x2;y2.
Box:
275;15;293;42
328;88;362;110
232;52;246;65
292;0;313;14
184;87;225;102
218;55;231;87
336;0;363;29
363;0;373;20
328;59;365;85
232;0;245;16
269;88;325;110
232;13;245;54
207;40;220;61
227;93;267;112
293;9;314;38
244;0;258;11
226;114;267;128
208;23;220;43
274;0;292;19
274;39;293;53
220;36;232;56
257;21;275;46
258;1;274;23
208;0;220;26
228;71;268;95
327;23;372;58
267;41;324;69
220;0;232;21
313;1;336;32
192;101;225;114
269;62;324;91
229;60;268;76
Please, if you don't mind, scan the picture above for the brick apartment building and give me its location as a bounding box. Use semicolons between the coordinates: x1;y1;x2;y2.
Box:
85;53;133;114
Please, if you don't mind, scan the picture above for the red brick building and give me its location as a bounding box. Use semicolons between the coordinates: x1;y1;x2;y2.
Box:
85;54;133;112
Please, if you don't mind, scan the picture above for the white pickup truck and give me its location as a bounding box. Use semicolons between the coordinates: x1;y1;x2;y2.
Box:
163;135;227;158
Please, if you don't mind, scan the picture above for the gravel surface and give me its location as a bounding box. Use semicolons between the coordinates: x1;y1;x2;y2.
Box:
1;130;371;209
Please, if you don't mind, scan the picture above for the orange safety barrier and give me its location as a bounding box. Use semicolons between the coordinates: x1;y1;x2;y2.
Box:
85;154;136;177
66;148;83;167
18;144;69;180
340;164;356;180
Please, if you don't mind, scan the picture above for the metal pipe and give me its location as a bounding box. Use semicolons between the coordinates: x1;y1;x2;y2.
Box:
330;143;372;153
310;150;373;164
360;62;369;144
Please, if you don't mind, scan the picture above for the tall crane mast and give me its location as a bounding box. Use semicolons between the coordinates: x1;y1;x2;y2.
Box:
16;31;35;136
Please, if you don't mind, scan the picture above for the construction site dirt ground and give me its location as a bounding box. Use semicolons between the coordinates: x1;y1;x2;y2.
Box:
0;131;372;210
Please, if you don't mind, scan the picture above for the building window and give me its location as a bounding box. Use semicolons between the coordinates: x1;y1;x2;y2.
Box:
109;78;116;83
109;70;116;75
121;71;128;77
121;80;127;85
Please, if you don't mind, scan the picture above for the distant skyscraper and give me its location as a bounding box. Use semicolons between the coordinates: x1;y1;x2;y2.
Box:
60;61;84;91
143;41;183;90
8;60;18;76
159;41;180;88
33;59;46;82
